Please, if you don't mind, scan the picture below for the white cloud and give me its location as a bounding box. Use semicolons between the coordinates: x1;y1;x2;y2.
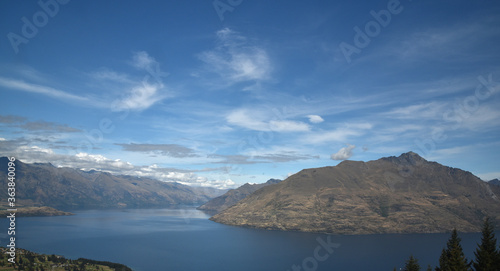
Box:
0;138;5;141
132;51;157;70
90;69;132;84
331;144;356;161
307;115;324;123
112;82;166;111
226;109;310;132
269;120;310;132
3;142;235;189
0;76;89;103
393;21;500;61
198;28;272;85
306;123;372;144
384;102;446;120
112;51;169;111
19;145;54;155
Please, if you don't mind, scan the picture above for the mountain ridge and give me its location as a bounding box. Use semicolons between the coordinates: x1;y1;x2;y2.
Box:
0;157;225;211
211;152;500;235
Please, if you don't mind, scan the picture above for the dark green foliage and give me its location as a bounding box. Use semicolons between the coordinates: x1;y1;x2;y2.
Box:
473;217;500;271
435;229;471;271
404;255;421;271
77;258;133;271
0;247;132;271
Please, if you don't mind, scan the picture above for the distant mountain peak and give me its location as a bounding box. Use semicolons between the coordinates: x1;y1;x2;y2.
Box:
198;178;281;214
489;179;500;186
266;178;281;184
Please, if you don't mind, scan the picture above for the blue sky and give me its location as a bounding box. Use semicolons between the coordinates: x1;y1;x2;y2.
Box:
1;0;499;188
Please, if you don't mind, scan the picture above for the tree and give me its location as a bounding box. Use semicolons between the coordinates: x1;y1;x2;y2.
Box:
436;229;471;271
473;217;500;271
404;255;421;271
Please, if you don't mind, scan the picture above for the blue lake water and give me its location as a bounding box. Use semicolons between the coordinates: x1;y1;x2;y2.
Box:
0;208;489;271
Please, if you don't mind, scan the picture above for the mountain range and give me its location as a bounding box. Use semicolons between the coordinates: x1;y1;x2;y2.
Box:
0;157;224;212
210;152;500;234
198;178;281;214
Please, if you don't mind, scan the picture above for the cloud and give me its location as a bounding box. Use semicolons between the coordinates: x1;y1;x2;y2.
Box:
210;151;319;165
383;102;446;120
0;116;81;134
306;123;372;144
112;82;167;111
392;20;500;61
253;152;319;163
226;108;310;132
0;76;89;103
131;51;157;70
307;115;324;123
116;143;199;158
198;28;272;85
20;120;81;133
90;68;132;84
0;115;27;124
112;51;169;111
331;144;356;161
0;142;236;189
269;120;310;132
0;115;82;133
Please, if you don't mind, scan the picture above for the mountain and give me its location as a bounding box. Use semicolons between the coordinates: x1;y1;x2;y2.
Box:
489;178;500;186
0;157;225;211
198;178;281;214
211;152;500;235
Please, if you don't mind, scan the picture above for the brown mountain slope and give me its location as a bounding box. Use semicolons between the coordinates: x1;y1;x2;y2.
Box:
211;152;500;234
198;179;281;214
0;157;224;210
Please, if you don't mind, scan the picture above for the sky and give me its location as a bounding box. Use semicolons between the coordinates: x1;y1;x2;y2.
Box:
0;0;499;189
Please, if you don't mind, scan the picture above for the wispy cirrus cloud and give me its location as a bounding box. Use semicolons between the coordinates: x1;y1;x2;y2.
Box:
111;51;170;111
197;28;272;86
306;123;372;144
0;76;89;103
209;151;318;165
226;108;310;132
116;143;199;158
393;19;500;61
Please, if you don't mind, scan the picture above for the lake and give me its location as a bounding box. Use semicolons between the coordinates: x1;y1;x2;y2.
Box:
0;208;488;271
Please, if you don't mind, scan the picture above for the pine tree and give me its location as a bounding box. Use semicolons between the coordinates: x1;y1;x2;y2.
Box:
473;217;500;271
435;229;471;271
404;255;421;271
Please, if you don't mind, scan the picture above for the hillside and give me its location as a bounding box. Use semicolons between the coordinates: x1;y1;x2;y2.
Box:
0;247;132;271
198;178;281;214
211;152;500;234
0;157;224;211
